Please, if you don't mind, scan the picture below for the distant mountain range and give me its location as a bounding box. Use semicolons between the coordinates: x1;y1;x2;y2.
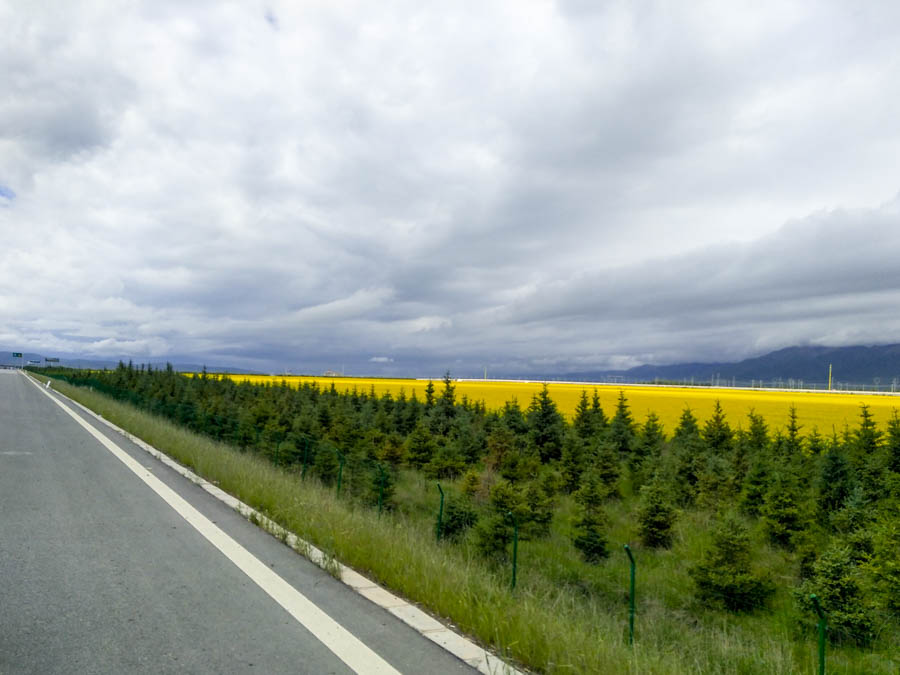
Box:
6;344;900;387
558;344;900;388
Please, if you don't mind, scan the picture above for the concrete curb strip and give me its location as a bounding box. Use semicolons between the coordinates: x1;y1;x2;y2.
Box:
27;373;524;675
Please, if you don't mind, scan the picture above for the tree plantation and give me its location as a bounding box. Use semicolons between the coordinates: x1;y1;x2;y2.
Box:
35;364;900;673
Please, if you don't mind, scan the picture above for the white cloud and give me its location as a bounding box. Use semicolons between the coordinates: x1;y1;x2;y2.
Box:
1;1;900;374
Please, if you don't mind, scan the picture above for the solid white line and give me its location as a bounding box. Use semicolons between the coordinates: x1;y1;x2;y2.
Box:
29;378;400;675
25;372;524;675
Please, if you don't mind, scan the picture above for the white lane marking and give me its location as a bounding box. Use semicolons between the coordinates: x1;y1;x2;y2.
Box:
30;379;400;675
27;372;522;675
0;451;33;455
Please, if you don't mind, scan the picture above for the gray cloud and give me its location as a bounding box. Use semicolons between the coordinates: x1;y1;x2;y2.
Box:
2;1;900;375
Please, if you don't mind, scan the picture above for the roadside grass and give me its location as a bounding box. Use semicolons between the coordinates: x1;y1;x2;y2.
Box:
39;375;899;674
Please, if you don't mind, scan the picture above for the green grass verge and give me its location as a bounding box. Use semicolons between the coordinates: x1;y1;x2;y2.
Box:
38;375;899;674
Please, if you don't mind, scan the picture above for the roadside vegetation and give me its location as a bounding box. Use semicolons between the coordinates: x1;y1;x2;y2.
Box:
31;364;900;674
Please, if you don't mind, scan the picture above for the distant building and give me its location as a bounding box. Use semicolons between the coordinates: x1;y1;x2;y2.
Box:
323;370;343;377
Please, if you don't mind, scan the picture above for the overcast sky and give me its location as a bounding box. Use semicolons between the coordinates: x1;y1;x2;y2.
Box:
2;1;900;376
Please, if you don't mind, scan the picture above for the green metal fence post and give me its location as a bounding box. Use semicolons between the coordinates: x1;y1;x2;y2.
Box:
624;544;636;646
507;511;519;590
436;483;445;542
811;594;827;675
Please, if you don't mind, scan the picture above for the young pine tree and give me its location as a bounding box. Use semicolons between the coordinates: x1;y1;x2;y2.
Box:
460;469;481;499
430;372;457;437
590;390;608;434
439;494;479;541
745;409;770;454
522;480;555;538
474;514;513;563
630;412;666;491
850;404;885;501
572;390;594;440
453;419;485;465
689;513;774;612
636;411;666;459
866;501;900;617
668;407;706;506
638;476;677;549
607;391;635;459
572;470;609;563
818;444;855;517
806;426;825;456
887;410;900;475
591;439;620;499
731;428;751;485
314;442;341;485
489;424;539;483
501;398;529;437
828;485;873;558
781;405;804;460
378;432;406;467
405;422;437;470
739;454;770;517
760;471;806;549
701;400;733;455
474;481;523;562
795;545;874;646
527;384;566;463
367;464;395;510
560;431;587;494
696;454;734;511
423;380;436;409
572;389;606;442
424;440;466;480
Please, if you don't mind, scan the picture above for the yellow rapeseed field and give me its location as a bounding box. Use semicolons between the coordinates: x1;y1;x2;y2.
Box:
202;374;900;436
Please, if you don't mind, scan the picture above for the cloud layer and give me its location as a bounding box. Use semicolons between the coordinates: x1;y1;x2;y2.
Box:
2;1;900;375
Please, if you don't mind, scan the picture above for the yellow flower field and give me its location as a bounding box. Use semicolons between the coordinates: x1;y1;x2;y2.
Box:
204;374;900;436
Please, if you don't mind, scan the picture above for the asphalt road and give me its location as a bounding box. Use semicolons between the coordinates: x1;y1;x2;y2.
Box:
0;370;475;674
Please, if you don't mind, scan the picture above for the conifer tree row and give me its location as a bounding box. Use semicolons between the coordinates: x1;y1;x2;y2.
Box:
34;364;900;645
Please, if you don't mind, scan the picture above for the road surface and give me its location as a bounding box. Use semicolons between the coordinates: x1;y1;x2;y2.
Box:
0;370;477;674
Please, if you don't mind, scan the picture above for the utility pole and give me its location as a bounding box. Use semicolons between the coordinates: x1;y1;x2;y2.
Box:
828;364;832;391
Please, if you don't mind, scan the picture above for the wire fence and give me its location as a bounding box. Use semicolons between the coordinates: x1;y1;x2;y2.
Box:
524;374;900;394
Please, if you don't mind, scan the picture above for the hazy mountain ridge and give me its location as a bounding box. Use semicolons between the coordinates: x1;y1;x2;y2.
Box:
560;344;900;386
7;344;900;385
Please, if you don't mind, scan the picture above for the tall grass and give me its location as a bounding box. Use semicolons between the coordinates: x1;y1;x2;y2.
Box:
43;376;898;674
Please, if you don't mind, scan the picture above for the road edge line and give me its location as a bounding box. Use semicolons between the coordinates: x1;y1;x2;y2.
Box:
24;373;401;675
